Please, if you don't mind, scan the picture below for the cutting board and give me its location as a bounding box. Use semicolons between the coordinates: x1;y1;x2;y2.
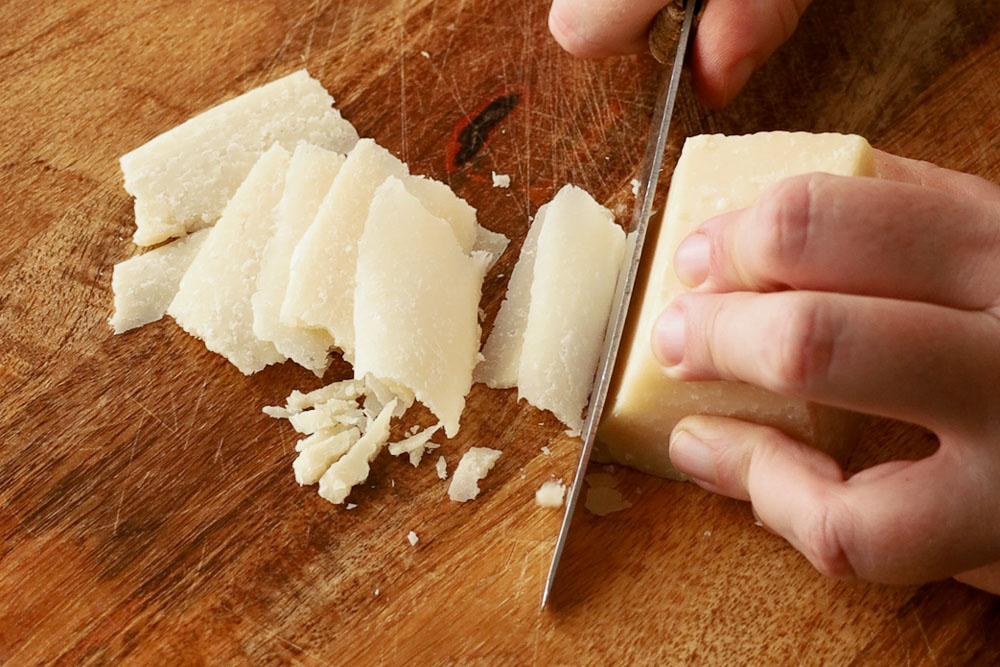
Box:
2;0;1000;663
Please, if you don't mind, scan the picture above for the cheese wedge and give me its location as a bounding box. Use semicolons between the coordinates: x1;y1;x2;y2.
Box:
109;228;210;333
252;143;345;375
353;177;490;438
597;132;876;478
121;69;358;246
517;185;626;434
167;144;291;375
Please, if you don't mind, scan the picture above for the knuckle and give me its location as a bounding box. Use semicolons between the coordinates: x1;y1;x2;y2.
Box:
766;295;838;394
800;500;856;580
755;174;827;275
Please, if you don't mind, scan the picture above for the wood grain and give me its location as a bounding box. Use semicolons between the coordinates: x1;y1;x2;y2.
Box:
2;0;1000;664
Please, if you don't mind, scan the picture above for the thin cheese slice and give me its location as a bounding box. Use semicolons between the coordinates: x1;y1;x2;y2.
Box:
353;177;490;438
288;398;361;435
109;228;210;333
448;447;502;502
318;398;397;504
293;428;361;485
282;139;409;357
167;144;291;375
121;69;358;246
472;226;510;271
252;143;345;375
597;132;875;478
286;379;365;413
474;204;549;387
517;185;626;435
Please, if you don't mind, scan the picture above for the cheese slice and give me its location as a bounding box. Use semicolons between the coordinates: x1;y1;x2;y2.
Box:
283;139;481;360
448;447;502;502
109;228;210;333
472;226;510;272
318;398;397;504
517;185;626;434
293;427;361;485
474;203;549;387
353;177;490;438
121;69;358;246
252;143;345;375
597;132;876;478
167;143;291;375
388;423;442;466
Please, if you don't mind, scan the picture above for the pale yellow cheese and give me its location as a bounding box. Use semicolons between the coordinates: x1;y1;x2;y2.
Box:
252;143;345;376
353;177;490;438
109;228;210;333
167;144;291;375
121;70;358;246
535;480;566;508
517;185;626;434
318;398;397;504
388;423;442;467
598;132;876;478
293;428;361;485
472;226;510;271
448;447;502;502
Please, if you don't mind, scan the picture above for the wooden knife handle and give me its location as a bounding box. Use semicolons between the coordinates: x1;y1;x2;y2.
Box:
648;1;700;64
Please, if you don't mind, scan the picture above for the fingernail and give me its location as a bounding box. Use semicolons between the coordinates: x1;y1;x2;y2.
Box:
669;430;716;486
674;233;710;287
652;306;686;366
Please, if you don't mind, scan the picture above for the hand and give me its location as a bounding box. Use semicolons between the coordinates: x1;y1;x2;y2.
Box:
547;0;811;107
651;150;1000;593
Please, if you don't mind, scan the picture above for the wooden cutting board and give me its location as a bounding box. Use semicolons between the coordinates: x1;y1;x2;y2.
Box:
2;0;1000;663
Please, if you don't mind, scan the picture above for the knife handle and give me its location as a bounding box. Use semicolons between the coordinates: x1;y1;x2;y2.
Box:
649;0;702;64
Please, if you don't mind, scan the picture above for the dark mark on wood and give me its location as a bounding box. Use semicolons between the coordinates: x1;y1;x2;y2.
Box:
447;92;521;171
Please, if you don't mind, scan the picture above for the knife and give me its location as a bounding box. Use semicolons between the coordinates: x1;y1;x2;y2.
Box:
541;0;699;609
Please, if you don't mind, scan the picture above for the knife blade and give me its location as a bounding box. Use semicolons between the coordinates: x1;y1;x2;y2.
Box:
541;0;699;609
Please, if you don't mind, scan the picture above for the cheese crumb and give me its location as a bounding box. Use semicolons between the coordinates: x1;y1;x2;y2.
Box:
491;172;511;188
375;588;380;596
436;455;447;480
407;530;419;546
540;446;551;456
630;178;641;196
388;423;442;466
420;50;430;58
346;503;357;510
448;447;501;502
535;480;566;508
584;487;631;517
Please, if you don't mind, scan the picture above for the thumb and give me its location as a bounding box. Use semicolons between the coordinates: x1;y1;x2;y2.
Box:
692;0;812;108
669;415;1000;584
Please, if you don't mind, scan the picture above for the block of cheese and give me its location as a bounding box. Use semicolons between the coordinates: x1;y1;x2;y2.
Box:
251;143;345;376
121;70;358;246
109;228;210;333
167;143;291;375
476;185;626;434
353;177;490;438
597;132;876;478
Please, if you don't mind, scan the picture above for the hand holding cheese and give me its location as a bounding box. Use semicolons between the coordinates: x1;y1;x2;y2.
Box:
547;0;811;107
659;151;1000;592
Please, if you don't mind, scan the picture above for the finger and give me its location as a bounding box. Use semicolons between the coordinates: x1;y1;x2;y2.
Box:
691;0;811;108
669;416;1000;584
652;291;1000;436
955;562;1000;595
548;0;670;58
875;150;1000;203
672;173;1000;312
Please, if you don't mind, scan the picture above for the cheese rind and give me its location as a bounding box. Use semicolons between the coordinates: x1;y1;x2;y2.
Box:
516;185;626;435
353;177;489;438
252;143;344;375
598;132;876;478
109;228;210;333
167;144;291;375
121;70;358;246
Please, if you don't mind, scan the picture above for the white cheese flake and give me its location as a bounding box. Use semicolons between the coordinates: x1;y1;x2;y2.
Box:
491;171;511;188
292;428;361;485
448;447;502;502
407;530;419;546
388;423;443;467
584;487;632;517
436;456;447;480
121;69;358;246
540;446;551;456
535;480;566;508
